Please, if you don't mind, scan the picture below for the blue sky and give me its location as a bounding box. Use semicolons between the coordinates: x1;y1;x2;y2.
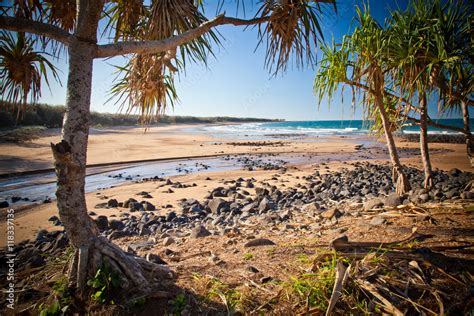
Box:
38;0;467;121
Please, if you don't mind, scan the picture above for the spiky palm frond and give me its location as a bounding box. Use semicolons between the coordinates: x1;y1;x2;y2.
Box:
109;55;179;125
0;31;60;118
110;0;222;122
44;0;76;32
387;0;473;114
104;0;145;42
256;0;331;74
313;39;350;107
148;0;221;66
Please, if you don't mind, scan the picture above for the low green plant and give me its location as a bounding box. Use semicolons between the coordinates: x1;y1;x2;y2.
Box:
87;265;120;304
39;277;73;316
171;293;187;315
243;253;254;260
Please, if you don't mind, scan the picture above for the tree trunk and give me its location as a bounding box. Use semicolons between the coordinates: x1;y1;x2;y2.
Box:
375;93;411;195
51;0;170;294
419;94;433;188
461;99;474;167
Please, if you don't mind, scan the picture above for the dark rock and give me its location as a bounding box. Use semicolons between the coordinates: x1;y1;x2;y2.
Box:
419;194;430;203
258;197;274;212
108;231;129;240
143;201;156;211
123;198;138;208
448;168;462;177
461;191;474;199
190;225;211;238
244;238;276;248
145;253;167;265
363;198;383;211
94;202;108;209
384;193;402;207
109;219;125;231
0;201;9;208
208;198;229;214
48;215;59;222
260;276;273;284
94;215;108;231
107;199;119;208
130;202;144;212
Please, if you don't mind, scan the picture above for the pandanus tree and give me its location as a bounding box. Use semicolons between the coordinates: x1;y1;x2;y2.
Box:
0;0;336;294
386;0;437;188
425;0;474;166
387;0;474;185
0;31;59;120
314;6;411;195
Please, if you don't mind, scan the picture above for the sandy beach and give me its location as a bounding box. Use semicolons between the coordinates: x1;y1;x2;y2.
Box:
0;123;472;246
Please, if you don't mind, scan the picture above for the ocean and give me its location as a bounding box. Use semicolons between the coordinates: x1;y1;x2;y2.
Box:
202;118;472;138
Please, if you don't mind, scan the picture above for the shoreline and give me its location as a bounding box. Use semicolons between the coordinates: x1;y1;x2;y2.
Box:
0;123;472;246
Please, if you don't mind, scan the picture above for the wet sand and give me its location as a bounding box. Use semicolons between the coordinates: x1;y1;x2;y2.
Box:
0;124;472;246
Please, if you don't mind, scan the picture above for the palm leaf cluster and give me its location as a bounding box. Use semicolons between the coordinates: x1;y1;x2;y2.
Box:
256;0;329;74
0;31;59;119
110;0;221;123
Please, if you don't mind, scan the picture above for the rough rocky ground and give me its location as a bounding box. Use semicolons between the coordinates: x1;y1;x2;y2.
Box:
1;158;473;315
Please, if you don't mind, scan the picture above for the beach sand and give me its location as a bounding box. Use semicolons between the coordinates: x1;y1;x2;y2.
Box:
0;124;472;246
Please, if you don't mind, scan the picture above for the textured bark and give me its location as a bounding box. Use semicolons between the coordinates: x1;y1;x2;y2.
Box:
50;0;174;294
462;100;474;167
375;93;411;195
0;15;73;45
419;94;433;188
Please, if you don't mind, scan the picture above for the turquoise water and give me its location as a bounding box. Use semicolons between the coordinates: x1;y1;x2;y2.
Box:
205;118;472;137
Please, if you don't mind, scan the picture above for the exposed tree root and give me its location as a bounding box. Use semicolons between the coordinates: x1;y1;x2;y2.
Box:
393;166;411;195
424;174;433;189
68;237;173;296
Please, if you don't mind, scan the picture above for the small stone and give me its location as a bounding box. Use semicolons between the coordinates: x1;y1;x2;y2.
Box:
0;201;9;208
144;201;156;211
302;202;320;213
145;253;167;265
48;215;59;222
163;237;175;246
244;238;276;248
260;276;273;284
95;215;108;231
363;198;383;211
384;193;402;207
369;216;386;226
107;199;119;208
190;225;211;238
321;208;342;219
247;266;259;273
419;194;430;203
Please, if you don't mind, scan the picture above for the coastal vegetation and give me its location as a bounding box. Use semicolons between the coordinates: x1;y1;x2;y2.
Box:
0;102;280;129
314;0;473;193
0;0;335;309
0;0;473;314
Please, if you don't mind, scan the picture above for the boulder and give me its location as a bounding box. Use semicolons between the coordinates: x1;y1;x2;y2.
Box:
190;225;211;238
208;198;229;214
